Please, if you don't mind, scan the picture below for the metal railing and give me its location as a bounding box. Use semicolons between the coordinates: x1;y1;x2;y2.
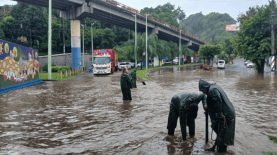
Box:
99;0;212;45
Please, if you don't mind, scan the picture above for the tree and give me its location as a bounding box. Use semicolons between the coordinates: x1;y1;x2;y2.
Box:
141;2;186;27
198;44;222;65
217;51;227;59
223;38;235;62
0;15;15;39
234;5;273;75
181;12;236;44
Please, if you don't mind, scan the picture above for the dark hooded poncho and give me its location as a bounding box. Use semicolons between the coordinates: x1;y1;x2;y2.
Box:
129;69;137;88
199;79;235;146
120;73;132;100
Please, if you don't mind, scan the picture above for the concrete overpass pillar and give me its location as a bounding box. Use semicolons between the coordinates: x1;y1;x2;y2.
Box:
71;20;81;69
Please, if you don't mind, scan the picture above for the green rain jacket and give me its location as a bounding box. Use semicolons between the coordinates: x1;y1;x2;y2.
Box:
129;70;137;88
167;92;207;140
120;73;132;100
199;79;235;146
170;93;207;111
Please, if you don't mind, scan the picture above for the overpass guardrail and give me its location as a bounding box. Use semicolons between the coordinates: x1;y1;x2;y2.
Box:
99;0;212;45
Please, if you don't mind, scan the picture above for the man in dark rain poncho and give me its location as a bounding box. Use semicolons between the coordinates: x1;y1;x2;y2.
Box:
120;68;132;100
199;79;235;153
167;92;207;140
129;68;137;88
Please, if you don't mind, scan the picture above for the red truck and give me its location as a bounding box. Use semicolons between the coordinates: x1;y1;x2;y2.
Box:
93;49;118;74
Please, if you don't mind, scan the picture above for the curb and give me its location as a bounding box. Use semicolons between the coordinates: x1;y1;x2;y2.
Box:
0;79;45;95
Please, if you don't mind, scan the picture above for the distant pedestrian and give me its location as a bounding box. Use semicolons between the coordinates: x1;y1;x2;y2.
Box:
129;68;137;88
167;92;207;140
120;67;132;100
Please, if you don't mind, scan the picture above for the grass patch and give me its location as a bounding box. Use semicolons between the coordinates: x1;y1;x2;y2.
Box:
131;63;203;81
269;136;277;144
263;136;277;155
263;152;277;155
39;71;82;81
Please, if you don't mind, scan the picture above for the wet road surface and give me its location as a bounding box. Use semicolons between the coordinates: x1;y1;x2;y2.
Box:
0;58;277;154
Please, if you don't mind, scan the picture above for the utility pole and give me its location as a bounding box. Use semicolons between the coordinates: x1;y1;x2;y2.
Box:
135;14;137;68
271;0;276;74
48;0;52;80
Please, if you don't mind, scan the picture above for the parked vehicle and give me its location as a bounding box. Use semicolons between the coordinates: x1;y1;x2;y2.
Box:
245;60;251;66
247;61;254;68
173;57;179;64
118;62;131;70
191;57;194;63
129;62;135;68
93;49;118;74
217;60;225;69
184;56;191;64
164;59;173;65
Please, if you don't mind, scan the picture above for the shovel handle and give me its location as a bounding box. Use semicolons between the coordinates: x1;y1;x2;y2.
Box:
206;110;209;143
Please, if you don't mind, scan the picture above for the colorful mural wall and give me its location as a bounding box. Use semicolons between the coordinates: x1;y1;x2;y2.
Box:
0;39;40;88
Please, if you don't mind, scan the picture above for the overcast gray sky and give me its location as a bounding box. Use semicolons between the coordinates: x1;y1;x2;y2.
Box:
0;0;271;22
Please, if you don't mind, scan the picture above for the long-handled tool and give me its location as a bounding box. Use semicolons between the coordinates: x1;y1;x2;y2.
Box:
206;110;209;143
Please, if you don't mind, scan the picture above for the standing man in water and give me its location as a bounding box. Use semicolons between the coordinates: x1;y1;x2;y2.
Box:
167;92;207;140
199;79;235;153
120;67;133;100
129;68;137;88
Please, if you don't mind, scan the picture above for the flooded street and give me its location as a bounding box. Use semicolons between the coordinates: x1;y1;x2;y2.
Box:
0;58;277;155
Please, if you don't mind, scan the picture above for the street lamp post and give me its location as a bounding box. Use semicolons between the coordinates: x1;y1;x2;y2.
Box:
179;30;181;66
91;23;94;64
48;0;52;80
271;0;276;74
82;24;84;69
135;14;137;68
146;14;148;70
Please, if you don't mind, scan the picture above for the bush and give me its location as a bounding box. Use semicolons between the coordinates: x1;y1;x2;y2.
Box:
51;66;61;72
60;66;71;70
42;63;56;72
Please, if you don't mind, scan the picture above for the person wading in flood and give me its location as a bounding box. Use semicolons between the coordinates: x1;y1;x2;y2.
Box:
199;79;235;153
120;67;133;100
167;92;207;140
129;68;137;88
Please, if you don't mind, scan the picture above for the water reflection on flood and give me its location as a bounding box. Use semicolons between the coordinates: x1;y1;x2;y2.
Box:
0;59;276;154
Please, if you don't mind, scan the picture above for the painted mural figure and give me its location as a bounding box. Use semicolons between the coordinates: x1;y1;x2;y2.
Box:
0;42;3;55
0;39;40;87
19;57;23;75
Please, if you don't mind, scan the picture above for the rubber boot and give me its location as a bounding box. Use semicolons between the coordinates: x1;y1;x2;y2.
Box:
168;129;175;135
217;145;227;153
189;123;195;138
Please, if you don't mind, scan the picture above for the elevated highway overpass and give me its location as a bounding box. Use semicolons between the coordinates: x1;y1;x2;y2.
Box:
15;0;212;69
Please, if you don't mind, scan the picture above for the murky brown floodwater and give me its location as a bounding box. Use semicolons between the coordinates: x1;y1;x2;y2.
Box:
0;58;276;155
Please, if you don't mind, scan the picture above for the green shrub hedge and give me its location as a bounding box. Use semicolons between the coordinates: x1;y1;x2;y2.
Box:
42;63;56;72
51;66;61;72
60;66;71;70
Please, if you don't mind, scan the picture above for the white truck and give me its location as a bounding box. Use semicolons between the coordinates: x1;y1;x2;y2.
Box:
93;49;118;74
